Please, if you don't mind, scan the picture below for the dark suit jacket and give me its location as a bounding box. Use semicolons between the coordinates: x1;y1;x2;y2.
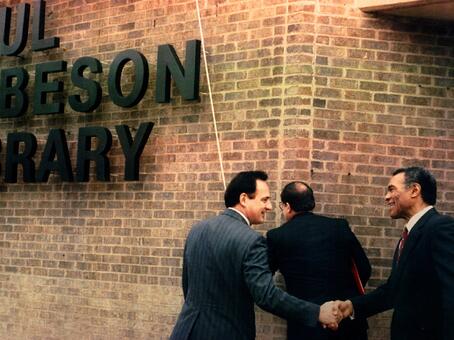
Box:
267;212;371;340
351;208;454;340
170;209;320;340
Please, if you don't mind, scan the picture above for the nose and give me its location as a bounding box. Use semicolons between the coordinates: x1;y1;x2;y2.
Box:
385;191;391;202
266;201;272;211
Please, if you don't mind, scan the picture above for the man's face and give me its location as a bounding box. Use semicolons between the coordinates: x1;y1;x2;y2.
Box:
385;172;413;220
243;180;272;225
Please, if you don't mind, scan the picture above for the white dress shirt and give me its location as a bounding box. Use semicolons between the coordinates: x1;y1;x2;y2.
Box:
405;205;433;234
228;207;250;226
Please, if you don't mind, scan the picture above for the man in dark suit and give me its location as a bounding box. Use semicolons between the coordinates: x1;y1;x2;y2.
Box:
170;171;342;340
267;181;371;340
340;167;454;340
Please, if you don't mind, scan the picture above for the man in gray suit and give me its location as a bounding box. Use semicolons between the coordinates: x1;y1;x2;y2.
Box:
170;171;341;340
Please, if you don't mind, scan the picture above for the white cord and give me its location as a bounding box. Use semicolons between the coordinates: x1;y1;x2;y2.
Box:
195;0;227;190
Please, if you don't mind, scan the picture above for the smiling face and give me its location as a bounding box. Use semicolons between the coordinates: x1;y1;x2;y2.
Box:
241;179;272;225
385;172;415;221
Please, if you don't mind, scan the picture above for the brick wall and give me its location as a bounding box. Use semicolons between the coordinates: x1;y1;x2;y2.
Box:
0;0;453;339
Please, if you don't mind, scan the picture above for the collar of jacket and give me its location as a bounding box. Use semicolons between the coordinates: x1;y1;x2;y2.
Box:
223;208;250;226
289;211;314;221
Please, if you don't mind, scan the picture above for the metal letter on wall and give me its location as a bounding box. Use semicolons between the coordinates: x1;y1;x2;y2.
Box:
5;132;37;183
36;129;73;182
69;57;103;113
0;67;29;117
33;60;67;115
0;3;30;56
116;123;154;181
108;50;149;107
31;0;59;52
76;127;112;182
155;39;201;103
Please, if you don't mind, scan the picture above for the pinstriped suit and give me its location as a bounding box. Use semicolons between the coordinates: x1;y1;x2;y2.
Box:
170;209;320;340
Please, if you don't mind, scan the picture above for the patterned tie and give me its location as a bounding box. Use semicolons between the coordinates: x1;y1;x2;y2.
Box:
397;227;409;262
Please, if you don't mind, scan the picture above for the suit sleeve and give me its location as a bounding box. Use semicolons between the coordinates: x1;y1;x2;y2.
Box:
431;217;454;340
344;220;371;285
350;230;395;318
242;235;320;327
182;243;188;299
265;230;279;274
350;272;394;318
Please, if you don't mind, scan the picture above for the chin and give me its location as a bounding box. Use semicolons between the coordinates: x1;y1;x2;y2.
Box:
389;211;400;219
388;207;396;217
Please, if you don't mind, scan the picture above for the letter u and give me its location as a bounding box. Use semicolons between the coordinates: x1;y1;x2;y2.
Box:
0;3;30;56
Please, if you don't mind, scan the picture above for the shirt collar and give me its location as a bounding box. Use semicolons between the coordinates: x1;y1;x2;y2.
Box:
228;207;250;226
406;205;433;234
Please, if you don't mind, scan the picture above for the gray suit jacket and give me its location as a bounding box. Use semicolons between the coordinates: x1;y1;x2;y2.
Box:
170;209;320;340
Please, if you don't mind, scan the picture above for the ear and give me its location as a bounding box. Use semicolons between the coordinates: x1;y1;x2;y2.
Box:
410;183;421;198
239;193;248;207
281;202;288;212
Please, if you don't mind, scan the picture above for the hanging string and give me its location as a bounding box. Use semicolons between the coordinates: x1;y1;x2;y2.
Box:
195;0;227;190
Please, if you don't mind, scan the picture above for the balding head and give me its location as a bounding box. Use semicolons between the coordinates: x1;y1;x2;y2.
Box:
280;181;315;213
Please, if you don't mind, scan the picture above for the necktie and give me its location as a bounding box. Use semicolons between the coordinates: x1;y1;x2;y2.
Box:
397;227;409;262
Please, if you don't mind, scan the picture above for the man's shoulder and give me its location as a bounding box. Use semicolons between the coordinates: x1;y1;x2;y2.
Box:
430;209;454;221
268;214;349;237
192;209;240;225
426;209;454;231
423;210;454;254
419;208;454;229
294;213;348;227
191;213;220;227
187;213;224;236
266;225;281;239
190;210;259;239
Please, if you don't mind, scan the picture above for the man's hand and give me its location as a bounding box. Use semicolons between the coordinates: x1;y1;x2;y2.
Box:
338;300;353;319
319;300;342;330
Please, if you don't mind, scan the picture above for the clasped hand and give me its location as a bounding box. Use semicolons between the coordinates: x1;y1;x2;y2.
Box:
318;300;354;330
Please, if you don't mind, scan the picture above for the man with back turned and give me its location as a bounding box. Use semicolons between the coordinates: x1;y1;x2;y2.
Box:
170;171;341;340
267;181;371;340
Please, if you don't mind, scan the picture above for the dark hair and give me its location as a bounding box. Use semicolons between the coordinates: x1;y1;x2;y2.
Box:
224;171;268;208
393;167;437;205
281;181;315;213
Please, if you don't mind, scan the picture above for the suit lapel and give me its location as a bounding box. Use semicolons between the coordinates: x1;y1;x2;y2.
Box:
393;208;437;279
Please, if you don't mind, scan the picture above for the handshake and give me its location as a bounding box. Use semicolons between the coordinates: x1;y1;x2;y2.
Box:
318;300;354;330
